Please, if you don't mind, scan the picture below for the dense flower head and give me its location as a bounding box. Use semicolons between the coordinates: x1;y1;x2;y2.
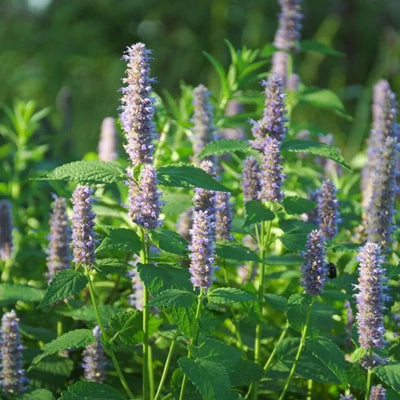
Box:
242;157;261;202
127;258;144;310
0;310;28;397
120;43;155;166
71;185;96;266
271;51;289;88
82;326;106;383
369;385;386;400
215;191;233;242
355;242;388;350
301;229;327;296
188;209;217;290
176;208;193;242
0;200;13;260
317;179;340;240
251;76;288;150
128;164;163;230
192;84;215;159
274;0;303;52
258;136;285;202
98;117;118;162
339;395;354;400
46;196;71;282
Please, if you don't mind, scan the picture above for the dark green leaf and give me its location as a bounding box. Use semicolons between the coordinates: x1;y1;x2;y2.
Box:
282;140;351;170
60;305;119;324
216;243;260;261
0;284;45;306
157;164;231;192
39;270;88;308
264;294;288;311
374;363;400;394
279;231;308;251
198;139;251;158
96;228;141;254
229;359;263;386
244;200;275;227
36;161;125;184
95;258;128;274
31;329;94;365
21;389;55;400
282;196;316;215
59;381;126;400
208;288;257;305
265;254;304;266
149;289;197;308
300;40;344;57
167;305;198;337
151;228;188;255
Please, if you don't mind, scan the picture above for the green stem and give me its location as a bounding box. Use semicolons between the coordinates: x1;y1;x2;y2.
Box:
306;379;313;400
1;258;12;282
278;299;314;400
154;337;177;400
263;325;288;372
365;359;373;400
86;270;134;399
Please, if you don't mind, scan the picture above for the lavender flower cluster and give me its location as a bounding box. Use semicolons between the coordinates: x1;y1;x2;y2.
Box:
82;326;106;383
0;200;13;260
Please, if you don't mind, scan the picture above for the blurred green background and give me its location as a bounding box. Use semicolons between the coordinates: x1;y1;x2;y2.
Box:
1;0;400;159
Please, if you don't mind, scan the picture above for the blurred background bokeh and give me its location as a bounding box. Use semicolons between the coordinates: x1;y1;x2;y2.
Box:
1;0;400;159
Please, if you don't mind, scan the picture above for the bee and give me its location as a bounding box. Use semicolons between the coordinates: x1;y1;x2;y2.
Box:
327;262;337;279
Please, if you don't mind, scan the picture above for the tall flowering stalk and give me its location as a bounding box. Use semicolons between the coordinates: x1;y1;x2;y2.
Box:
71;185;96;267
215;191;233;242
120;43;155;166
242;157;261;202
0;200;13;261
271;51;289;88
317;179;340;240
98;117;118;162
82;326;106;383
46;196;71;281
0;310;28;397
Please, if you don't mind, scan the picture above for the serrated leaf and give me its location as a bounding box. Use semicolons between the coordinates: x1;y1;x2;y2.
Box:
95;258;128;274
178;357;235;400
37;161;125;184
300;39;344;57
137;263;192;296
279;231;308;251
61;305;119;324
282;140;351;170
349;347;367;363
167;305;198;337
198;139;251;158
0;284;45;305
151;228;188;255
96;228;141;254
39;270;88;308
208;288;257;305
149;289;197;308
157;164;231;192
21;389;55;400
265;294;288;311
59;381;126;400
374;363;400;394
282;196;316;215
229;359;263;386
31;329;94;365
216;243;260;261
244;200;275;227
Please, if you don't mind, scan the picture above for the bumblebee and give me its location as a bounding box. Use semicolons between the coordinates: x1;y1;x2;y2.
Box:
327;262;337;279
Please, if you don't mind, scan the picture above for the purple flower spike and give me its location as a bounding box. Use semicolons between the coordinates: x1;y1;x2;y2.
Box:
0;310;28;397
82;326;106;383
127;258;144;311
317;179;340;240
215;191;233;242
271;51;289;88
369;385;386;400
98;117;118;162
355;242;388;350
301;229;327;296
192;85;216;159
128;164;163;230
274;0;303;53
258;136;285;202
242;157;261;202
0;200;13;260
177;208;193;242
189;209;217;290
46;196;71;282
71;185;96;266
339;395;354;400
120;43;155;166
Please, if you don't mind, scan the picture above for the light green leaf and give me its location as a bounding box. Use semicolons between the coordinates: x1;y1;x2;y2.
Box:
21;389;55;400
39;270;88;308
374;363;400;394
208;288;257;305
198;139;251;158
148;289;197;308
96;228;141;255
59;381;126;400
244;200;275;227
300;40;344;57
216;243;260;261
0;284;45;305
150;228;188;255
282;196;316;215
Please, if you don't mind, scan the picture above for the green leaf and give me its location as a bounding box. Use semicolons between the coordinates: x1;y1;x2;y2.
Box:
279;231;308;251
150;228;188;255
374;363;400;394
229;359;263;386
149;289;197;308
167;305;198;337
300;39;344;57
244;200;275;227
109;311;161;345
348;347;367;363
31;329;94;365
39;270;88;308
21;389;55;400
59;381;126;400
203;51;228;95
264;294;288;311
265;254;304;266
0;284;45;306
157;164;231;192
178;357;235;400
208;288;257;305
95;258;128;274
96;228;141;255
282;196;316;215
216;243;260;261
137;263;192;296
37;160;125;184
60;305;119;324
198;139;251;158
282;140;351;170
306;336;348;385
